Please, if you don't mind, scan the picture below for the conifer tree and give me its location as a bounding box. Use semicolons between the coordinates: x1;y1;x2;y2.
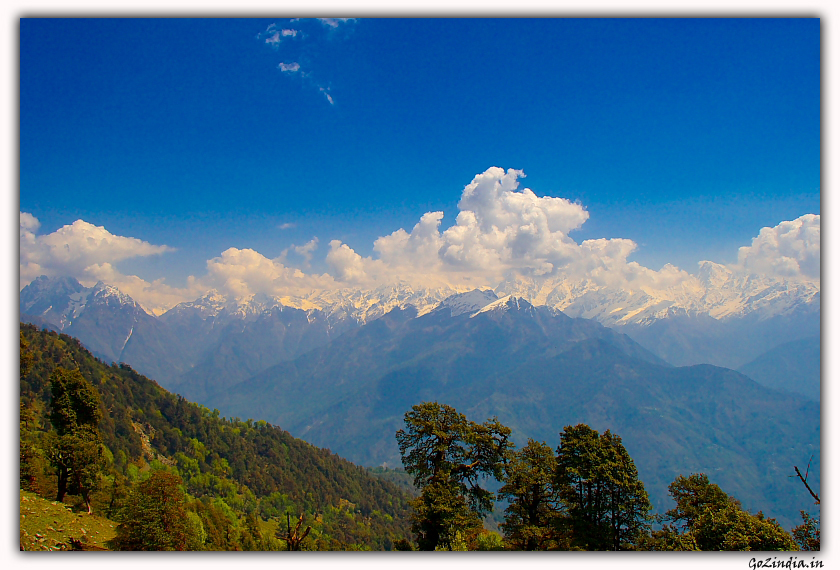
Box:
650;473;797;551
499;439;564;550
396;402;512;550
45;367;105;512
555;424;651;550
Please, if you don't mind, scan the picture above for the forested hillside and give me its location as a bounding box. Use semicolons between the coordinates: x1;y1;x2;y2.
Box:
19;323;413;551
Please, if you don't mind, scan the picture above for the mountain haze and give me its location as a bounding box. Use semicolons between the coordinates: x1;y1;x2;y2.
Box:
206;298;819;528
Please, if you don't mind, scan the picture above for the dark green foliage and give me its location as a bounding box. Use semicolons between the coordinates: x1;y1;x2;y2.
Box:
498;439;564;550
44;425;106;511
20;323;413;550
692;504;796;551
392;538;414;550
113;471;191;550
396;402;512;550
664;473;736;531
45;367;105;510
651;473;797;551
555;424;652;550
49;367;103;435
410;480;483;551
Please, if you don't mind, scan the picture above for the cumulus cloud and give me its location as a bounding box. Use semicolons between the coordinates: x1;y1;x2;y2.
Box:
19;212;186;314
20;170;820;315
326;240;379;284
19;213;172;288
733;214;820;281
278;62;301;73
205;247;335;299
329;167;676;290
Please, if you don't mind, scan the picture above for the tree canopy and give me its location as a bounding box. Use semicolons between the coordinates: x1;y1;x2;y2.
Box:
498;439;564;550
396;402;512;550
649;473;797;551
555;424;652;550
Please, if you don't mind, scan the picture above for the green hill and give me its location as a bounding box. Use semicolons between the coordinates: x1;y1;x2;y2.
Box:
20;323;413;551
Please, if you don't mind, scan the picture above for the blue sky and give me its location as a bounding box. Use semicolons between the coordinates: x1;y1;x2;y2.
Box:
19;18;820;310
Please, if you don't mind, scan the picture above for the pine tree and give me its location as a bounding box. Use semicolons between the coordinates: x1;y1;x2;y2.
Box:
499;439;564;550
555;424;652;550
396;402;512;550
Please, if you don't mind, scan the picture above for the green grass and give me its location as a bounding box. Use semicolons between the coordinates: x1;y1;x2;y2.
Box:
19;490;117;551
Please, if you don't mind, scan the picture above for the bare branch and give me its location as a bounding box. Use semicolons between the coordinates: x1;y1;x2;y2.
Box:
794;464;820;505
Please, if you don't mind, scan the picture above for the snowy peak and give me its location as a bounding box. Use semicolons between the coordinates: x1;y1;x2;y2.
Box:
696;260;734;289
19;276;147;330
439;288;498;317
90;281;142;311
470;295;536;318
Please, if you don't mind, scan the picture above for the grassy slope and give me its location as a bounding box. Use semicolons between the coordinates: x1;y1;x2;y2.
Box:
19;490;117;551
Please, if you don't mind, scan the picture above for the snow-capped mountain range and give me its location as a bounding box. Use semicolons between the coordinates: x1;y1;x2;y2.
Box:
148;259;820;329
20;266;819;395
21;261;819;334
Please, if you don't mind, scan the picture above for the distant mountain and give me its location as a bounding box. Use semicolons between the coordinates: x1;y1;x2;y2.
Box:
21;274;820;400
738;336;820;401
494;265;820;369
20;276;190;385
205;297;819;528
20;277;821;528
160;294;356;402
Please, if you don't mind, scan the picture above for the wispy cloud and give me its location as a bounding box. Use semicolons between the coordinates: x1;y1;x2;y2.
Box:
278;222;296;230
319;86;334;105
256;19;357;106
257;23;301;49
317;18;356;28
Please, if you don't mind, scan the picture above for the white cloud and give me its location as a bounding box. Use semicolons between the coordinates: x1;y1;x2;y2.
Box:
280;237;319;268
20;171;820;315
733;214;820;282
19;213;172;289
281;29;298;37
81;263;206;316
317;18;355;28
326;240;377;284
319;86;334;105
278;222;296;230
19;212;186;314
278;62;300;73
330;167;661;288
205;247;335;300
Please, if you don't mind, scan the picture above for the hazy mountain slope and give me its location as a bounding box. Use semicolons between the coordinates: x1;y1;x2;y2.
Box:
615;302;820;369
21;274;821;387
167;306;352;402
738;336;821;401
208;301;819;529
208;298;666;433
